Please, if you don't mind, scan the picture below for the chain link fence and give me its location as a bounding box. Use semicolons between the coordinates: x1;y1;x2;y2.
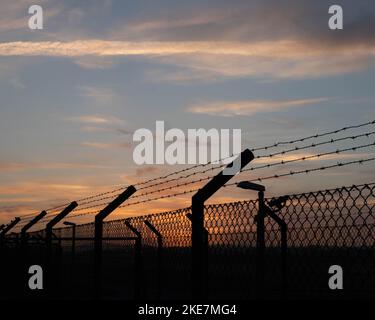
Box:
2;183;374;299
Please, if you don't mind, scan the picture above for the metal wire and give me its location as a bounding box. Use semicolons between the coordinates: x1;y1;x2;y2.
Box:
14;120;375;223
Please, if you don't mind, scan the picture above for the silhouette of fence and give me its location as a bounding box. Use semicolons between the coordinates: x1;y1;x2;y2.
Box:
2;182;373;299
2;119;375;300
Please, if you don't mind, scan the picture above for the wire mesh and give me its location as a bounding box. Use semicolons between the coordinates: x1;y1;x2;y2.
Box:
2;182;374;299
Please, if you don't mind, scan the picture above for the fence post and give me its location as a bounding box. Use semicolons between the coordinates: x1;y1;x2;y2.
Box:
256;191;266;299
266;197;288;297
144;219;162;299
46;202;78;256
191;149;254;299
20;211;47;250
45;201;78;295
52;232;62;247
125;220;143;300
0;217;21;244
94;185;136;298
63;221;76;259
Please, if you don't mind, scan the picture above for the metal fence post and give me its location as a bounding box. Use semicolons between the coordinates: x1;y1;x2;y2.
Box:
45;202;78;295
256;190;266;299
94;185;136;298
125;220;143;300
144;219;162;299
63;221;76;260
46;202;77;257
191;149;254;299
0;217;21;245
20;211;47;251
266;197;289;297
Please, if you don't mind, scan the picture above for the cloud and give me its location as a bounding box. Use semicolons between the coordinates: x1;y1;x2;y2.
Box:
78;86;117;105
0;161;109;173
253;152;373;166
0;39;373;80
187;97;330;117
73;56;115;69
81;141;132;149
135;166;160;177
69;115;110;124
1;0;375;82
0;182;89;195
67;114;122;124
115;0;375;45
0;181;90;223
0;39;373;58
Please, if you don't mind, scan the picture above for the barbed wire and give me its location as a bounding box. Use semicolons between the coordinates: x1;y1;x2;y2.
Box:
14;119;375;223
25;155;375;226
133;130;375;193
71;140;375;211
242;141;375;173
133;119;375;187
18;186;129;224
226;157;375;186
63;156;375;221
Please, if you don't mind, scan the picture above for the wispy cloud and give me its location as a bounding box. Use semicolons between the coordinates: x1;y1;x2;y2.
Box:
253;152;373;166
78;86;117;105
0;161;109;173
1;39;373;80
73;56;116;69
81;141;132;149
67;114;122;124
0;39;373;58
135;166;160;177
0;182;90;199
187;97;330;117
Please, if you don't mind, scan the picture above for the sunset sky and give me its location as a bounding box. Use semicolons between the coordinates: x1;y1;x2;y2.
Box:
1;0;375;228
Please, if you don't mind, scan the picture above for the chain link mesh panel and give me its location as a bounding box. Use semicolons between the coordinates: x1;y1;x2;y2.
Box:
4;183;374;299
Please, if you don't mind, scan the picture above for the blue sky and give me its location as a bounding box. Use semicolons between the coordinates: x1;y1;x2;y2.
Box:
1;0;375;225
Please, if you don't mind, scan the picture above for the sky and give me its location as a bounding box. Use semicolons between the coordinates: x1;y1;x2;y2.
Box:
0;0;375;228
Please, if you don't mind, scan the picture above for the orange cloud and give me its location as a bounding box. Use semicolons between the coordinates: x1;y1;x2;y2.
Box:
187;97;330;117
0;40;374;80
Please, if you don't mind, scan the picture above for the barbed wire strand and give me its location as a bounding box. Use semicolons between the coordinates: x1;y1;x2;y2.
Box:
57;156;375;222
71;140;375;212
133;119;375;188
16;120;375;222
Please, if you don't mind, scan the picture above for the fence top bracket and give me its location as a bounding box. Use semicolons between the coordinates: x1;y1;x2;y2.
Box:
193;149;254;203
21;210;48;236
0;217;21;236
237;181;265;192
124;220;141;238
95;185;136;222
46;201;78;230
144;220;162;238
